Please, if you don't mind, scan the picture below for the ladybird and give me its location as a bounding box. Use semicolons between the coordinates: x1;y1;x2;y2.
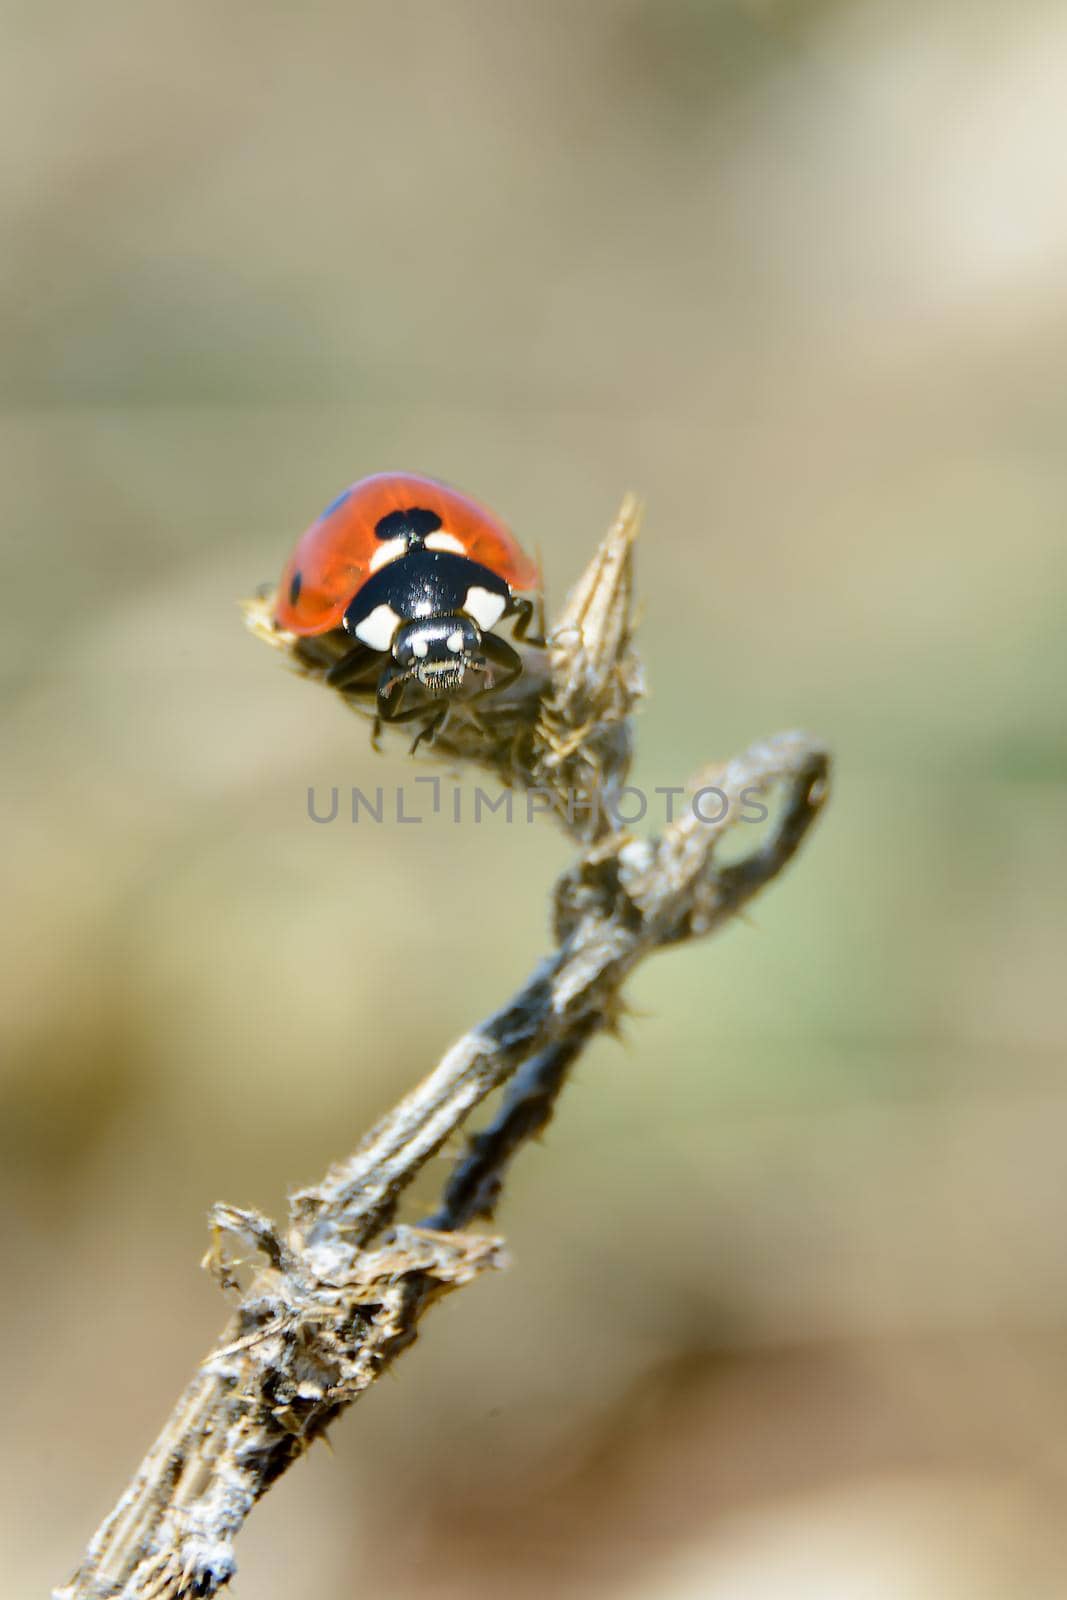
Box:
274;472;541;724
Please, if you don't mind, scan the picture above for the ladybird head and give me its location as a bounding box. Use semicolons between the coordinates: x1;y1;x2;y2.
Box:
392;614;482;695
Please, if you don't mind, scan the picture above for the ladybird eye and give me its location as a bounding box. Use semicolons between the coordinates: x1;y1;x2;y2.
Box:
289;571;303;605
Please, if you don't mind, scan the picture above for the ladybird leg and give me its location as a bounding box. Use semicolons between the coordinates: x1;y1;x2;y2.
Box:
409;707;449;754
325;641;382;692
472;633;524;697
508;596;546;648
376;665;442;727
368;708;436;750
380;699;449;762
380;698;447;726
376;664;408;723
377;672;451;738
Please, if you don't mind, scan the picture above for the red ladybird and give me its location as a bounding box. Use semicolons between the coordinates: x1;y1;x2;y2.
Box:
274;472;541;724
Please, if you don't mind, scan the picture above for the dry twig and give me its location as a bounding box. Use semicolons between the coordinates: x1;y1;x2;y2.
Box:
58;495;830;1598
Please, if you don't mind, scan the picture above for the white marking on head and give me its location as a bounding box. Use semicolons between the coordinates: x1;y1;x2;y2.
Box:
413;637;429;659
354;603;402;652
424;530;466;556
464;585;506;631
369;536;409;573
446;630;464;653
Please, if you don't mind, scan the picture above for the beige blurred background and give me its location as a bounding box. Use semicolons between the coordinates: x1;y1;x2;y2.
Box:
4;1;1067;1595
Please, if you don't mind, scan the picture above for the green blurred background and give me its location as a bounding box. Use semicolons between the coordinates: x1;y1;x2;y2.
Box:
5;1;1067;1595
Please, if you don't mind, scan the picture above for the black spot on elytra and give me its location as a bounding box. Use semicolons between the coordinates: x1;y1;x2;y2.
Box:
289;570;302;606
374;506;442;541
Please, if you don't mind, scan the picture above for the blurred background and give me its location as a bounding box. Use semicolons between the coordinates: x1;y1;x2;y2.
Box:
4;1;1067;1595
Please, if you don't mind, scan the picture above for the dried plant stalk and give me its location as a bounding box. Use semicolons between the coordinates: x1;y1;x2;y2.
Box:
58;498;830;1599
